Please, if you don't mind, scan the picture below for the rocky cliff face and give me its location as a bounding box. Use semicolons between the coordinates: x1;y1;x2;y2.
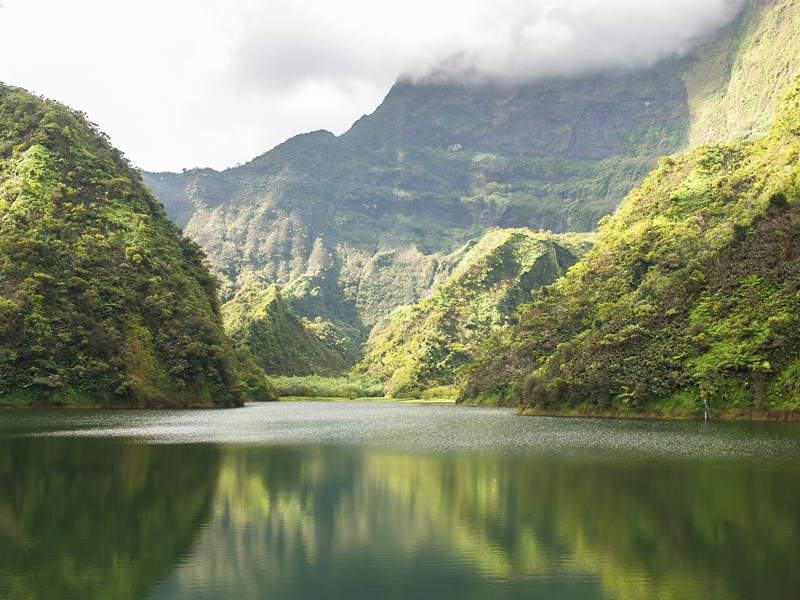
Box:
346;68;688;160
684;0;800;146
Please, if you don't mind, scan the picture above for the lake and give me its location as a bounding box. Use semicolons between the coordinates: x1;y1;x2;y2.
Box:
1;402;799;599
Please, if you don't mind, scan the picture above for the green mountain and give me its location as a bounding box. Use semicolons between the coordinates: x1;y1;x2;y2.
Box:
0;84;273;407
143;63;682;373
461;76;800;416
357;229;594;397
142;0;800;377
222;281;359;376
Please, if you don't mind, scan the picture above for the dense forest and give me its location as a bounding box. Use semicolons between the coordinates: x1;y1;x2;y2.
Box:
222;281;360;376
461;76;800;417
144;0;800;383
0;84;273;406
357;230;594;397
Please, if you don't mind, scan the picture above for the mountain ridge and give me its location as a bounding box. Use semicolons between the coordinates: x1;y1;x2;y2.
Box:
0;83;273;407
461;74;800;416
357;229;595;397
142;0;800;378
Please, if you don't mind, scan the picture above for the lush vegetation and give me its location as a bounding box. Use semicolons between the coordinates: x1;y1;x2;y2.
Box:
142;0;799;380
462;76;800;417
270;374;383;398
357;229;594;396
142;64;689;365
223;281;359;376
0;84;274;406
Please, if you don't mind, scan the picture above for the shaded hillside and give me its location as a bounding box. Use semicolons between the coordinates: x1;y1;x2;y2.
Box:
462;76;800;416
222;282;359;376
0;84;271;407
358;230;594;396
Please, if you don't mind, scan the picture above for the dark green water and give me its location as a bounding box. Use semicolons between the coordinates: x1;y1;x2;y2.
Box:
1;402;799;600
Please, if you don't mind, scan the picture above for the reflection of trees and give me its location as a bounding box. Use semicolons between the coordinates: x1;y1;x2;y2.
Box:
522;461;800;600
1;434;794;600
0;437;220;600
164;447;800;600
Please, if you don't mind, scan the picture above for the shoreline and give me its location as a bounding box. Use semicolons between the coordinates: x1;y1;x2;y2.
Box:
0;396;457;409
517;405;800;422
275;396;456;404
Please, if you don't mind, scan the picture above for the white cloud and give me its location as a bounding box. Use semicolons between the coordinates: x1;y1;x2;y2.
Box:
0;0;746;171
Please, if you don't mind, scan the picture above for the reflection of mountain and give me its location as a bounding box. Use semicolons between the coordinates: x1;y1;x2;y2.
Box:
523;460;800;600
155;445;800;600
0;437;220;600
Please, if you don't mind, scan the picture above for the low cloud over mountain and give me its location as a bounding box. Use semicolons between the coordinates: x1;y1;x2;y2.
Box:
234;0;747;90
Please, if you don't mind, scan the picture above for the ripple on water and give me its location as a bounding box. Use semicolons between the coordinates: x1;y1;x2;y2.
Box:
17;401;800;465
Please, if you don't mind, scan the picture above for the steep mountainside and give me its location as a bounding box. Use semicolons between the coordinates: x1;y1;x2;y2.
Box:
143;64;688;347
143;0;799;375
462;76;800;416
684;0;800;145
222;282;359;376
357;229;594;396
0;84;272;406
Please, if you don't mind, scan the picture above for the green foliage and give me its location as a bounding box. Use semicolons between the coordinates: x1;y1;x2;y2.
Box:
775;75;800;137
142;61;691;358
222;282;355;376
140;0;798;383
270;374;384;398
357;228;593;396
462;75;800;415
226;344;278;402
0;84;259;407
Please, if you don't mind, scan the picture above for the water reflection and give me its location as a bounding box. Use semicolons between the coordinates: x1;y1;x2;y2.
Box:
154;444;800;600
0;436;220;600
1;407;798;600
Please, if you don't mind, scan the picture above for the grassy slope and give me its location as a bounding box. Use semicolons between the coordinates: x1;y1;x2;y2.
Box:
462;76;800;417
0;84;272;407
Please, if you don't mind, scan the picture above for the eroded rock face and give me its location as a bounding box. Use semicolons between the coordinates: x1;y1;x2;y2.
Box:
357;70;688;160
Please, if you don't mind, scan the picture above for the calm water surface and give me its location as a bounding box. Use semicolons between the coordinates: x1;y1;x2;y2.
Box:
1;402;799;599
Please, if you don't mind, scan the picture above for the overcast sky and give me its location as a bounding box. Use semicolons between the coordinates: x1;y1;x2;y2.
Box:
0;0;745;172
